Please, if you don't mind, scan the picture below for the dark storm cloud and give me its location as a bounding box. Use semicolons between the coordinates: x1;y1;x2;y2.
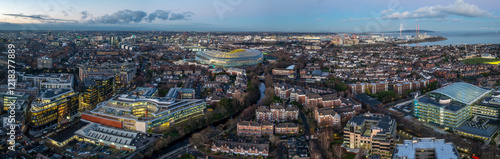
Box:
168;12;194;20
4;13;47;20
3;13;77;22
80;11;90;19
147;10;194;23
62;11;68;16
87;9;147;24
147;10;170;22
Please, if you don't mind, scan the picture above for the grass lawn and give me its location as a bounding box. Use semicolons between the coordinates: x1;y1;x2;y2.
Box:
343;153;356;159
463;58;500;64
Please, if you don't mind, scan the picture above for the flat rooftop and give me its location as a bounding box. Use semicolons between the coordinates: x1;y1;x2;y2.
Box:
455;120;499;138
91;95;205;121
393;138;459;159
48;121;90;143
418;97;465;112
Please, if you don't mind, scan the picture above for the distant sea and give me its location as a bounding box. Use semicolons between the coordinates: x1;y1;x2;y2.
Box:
381;31;500;46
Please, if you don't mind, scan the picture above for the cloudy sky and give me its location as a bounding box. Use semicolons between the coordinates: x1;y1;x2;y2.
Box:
0;0;498;32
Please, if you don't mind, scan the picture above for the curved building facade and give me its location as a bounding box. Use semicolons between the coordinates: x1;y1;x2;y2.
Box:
414;82;493;128
195;49;263;67
81;94;206;132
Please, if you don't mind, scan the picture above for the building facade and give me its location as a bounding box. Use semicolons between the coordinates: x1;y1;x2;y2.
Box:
315;108;341;128
81;76;115;111
255;104;298;122
275;123;299;134
237;121;274;136
195;49;263;67
344;113;396;159
30;89;79;131
211;138;269;156
393;138;459;159
37;56;53;69
81;93;206;133
349;82;388;95
414;82;492;128
19;73;74;90
78;62;136;85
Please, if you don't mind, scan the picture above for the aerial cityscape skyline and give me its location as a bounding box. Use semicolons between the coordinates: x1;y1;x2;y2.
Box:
0;1;500;159
0;0;499;32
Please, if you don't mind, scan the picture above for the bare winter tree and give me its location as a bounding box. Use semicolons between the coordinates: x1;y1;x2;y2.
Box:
332;144;344;159
189;132;208;147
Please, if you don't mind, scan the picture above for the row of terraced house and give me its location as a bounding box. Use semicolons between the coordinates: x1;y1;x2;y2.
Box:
236;121;299;136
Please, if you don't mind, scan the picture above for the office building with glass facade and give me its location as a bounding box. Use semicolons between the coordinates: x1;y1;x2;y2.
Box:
81;76;115;111
414;82;493;128
195;49;263;67
30;89;79;131
81;93;206;132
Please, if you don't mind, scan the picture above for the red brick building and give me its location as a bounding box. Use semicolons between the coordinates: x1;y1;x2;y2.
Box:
274;83;294;99
211;138;269;156
275;123;299;134
349;82;388;95
216;74;230;83
314;108;341;128
272;68;295;76
204;81;221;88
237;121;274;136
256;104;298;122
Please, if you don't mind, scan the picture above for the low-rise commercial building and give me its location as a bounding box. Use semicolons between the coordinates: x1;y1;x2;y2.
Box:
47;121;159;151
454;118;499;144
166;88;195;99
19;73;74;90
472;96;500;120
393;137;459;159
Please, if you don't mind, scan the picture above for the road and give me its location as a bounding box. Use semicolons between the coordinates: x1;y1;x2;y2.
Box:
300;110;321;158
278;142;287;159
161;144;190;159
299;111;311;138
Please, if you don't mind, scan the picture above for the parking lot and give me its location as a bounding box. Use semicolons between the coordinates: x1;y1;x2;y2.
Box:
62;141;131;159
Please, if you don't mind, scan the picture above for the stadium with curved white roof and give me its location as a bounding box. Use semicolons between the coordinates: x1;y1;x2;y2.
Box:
195;49;263;67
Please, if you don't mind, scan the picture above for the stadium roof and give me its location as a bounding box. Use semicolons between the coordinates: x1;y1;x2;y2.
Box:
197;49;262;59
431;82;491;105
